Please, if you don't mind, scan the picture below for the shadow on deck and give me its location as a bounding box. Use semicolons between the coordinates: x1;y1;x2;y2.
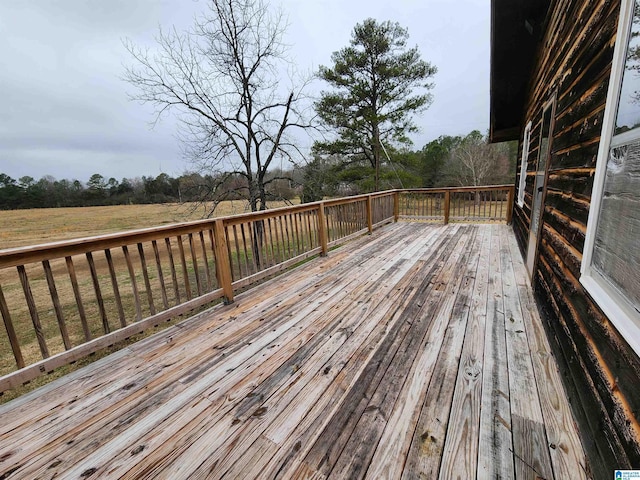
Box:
0;222;587;479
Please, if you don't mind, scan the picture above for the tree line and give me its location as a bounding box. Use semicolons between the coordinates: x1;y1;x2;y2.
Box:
0;170;299;210
0;129;514;210
301;130;515;202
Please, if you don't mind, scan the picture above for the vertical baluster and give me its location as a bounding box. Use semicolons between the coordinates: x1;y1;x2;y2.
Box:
176;235;192;301
280;215;289;260
208;229;219;286
318;204;328;256
187;234;202;297
42;260;71;349
306;211;314;250
491;190;496;220
122;245;143;321
137;242;156;316
17;265;49;358
240;223;253;275
326;205;331;244
490;190;494;218
252;220;267;270
66;256;91;341
152;241;169;310
239;224;249;277
472;191;476;218
261;219;270;266
489;190;500;220
289;213;297;256
198;232;212;292
165;238;181;304
225;225;235;282
293;213;302;254
231;225;242;279
275;216;284;260
247;222;259;273
104;249;126;328
283;215;292;258
444;191;451;225
267;218;278;264
276;215;286;261
507;186;515;223
86;252;110;334
0;283;25;369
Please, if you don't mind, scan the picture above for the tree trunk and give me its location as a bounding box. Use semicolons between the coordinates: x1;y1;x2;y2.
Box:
373;124;381;192
248;178;263;270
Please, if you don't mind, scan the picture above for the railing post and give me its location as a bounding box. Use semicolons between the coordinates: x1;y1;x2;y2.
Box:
213;219;234;304
444;190;451;225
366;195;373;234
506;186;515;224
318;202;328;256
393;191;399;222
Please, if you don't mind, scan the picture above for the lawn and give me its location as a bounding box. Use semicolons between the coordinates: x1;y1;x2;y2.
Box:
0;200;296;250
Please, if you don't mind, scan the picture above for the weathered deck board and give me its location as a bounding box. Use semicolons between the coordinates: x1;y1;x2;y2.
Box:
0;223;586;479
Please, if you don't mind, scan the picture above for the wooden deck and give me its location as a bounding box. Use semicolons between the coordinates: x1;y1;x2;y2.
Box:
0;223;587;479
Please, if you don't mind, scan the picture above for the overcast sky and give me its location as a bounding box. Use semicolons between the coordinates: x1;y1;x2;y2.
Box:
0;0;490;183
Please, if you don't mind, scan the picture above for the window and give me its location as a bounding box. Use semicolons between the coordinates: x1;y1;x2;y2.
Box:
517;121;532;207
582;0;640;357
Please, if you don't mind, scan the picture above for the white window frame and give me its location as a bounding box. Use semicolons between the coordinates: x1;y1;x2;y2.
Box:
517;121;532;207
581;0;640;358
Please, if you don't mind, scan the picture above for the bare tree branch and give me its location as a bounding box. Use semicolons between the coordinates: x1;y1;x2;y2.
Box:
123;0;314;214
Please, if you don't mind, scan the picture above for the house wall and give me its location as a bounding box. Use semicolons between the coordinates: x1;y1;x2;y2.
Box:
512;0;640;475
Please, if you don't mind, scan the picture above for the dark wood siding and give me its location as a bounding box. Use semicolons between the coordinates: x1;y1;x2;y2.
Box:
512;0;640;475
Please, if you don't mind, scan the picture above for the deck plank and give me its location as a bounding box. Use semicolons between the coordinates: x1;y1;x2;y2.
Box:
328;226;478;479
0;223;587;480
501;228;555;480
201;228;449;479
507;231;588;480
476;225;515;479
437;220;492;479
401;223;486;479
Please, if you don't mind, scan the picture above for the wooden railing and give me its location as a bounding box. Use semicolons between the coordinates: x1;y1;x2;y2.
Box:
0;186;512;392
398;185;514;224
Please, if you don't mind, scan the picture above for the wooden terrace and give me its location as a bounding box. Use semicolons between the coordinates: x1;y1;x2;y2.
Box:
0;188;587;479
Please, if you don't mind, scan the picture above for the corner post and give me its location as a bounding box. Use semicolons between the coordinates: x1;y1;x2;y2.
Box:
393;191;400;222
366;195;373;234
444;190;451;225
213;219;234;304
318;203;329;256
506;186;515;224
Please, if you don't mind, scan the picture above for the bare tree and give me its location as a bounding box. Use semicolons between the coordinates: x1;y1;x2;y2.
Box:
443;131;512;187
123;0;314;215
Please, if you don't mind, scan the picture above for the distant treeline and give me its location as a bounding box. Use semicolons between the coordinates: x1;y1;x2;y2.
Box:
0;131;518;211
0;171;299;210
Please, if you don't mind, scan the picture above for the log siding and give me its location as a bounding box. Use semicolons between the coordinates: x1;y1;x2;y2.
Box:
511;0;640;474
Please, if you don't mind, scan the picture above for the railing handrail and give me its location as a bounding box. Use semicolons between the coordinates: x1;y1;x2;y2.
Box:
0;186;513;261
0;190;398;265
400;184;513;193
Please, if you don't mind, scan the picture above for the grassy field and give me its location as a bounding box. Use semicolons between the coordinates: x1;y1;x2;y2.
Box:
0;200;298;250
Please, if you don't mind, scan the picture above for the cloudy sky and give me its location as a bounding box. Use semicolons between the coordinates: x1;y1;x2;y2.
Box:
0;0;490;183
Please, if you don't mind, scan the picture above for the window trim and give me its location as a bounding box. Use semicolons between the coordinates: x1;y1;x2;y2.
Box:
581;0;640;358
517;121;532;208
